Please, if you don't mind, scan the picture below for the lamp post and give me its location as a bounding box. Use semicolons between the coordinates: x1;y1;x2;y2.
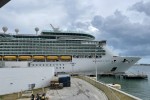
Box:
95;49;97;81
71;62;75;75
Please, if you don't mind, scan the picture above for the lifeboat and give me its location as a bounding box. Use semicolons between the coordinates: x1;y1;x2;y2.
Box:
60;56;72;60
0;56;2;59
18;56;31;60
3;56;17;60
33;56;45;60
47;56;58;60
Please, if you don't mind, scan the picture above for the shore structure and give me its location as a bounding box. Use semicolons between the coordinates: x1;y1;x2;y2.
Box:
1;76;142;100
46;78;108;100
0;67;55;95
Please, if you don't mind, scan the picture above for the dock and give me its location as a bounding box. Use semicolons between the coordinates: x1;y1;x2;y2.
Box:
122;74;148;79
99;72;148;79
16;77;108;100
1;76;142;100
46;78;108;100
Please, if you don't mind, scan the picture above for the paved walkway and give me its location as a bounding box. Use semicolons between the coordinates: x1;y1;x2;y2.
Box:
46;78;108;100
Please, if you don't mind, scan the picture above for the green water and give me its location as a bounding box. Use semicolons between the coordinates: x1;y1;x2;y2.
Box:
98;66;150;100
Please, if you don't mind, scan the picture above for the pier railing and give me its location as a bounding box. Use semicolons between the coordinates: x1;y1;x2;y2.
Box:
76;75;142;100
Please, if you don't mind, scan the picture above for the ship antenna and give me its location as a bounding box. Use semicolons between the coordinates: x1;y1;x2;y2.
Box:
15;28;19;35
35;27;39;35
2;26;8;33
50;24;60;32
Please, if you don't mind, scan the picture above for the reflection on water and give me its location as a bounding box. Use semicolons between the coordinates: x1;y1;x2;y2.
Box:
98;66;150;100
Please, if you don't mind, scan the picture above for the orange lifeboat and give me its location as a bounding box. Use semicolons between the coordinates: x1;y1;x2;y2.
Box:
3;56;17;60
60;56;72;60
18;56;31;60
33;56;45;60
47;56;58;60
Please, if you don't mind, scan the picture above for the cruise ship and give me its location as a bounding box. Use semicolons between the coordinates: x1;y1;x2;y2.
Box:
0;0;141;96
0;26;140;75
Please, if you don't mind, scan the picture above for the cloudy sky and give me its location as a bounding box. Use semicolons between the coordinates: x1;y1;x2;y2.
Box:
0;0;150;63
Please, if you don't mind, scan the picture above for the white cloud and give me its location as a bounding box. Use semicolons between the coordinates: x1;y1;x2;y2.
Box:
88;25;99;33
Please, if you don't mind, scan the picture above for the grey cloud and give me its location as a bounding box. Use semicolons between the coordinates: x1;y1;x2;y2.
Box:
129;1;150;16
91;10;150;56
91;15;104;30
6;0;63;13
63;0;95;23
0;0;68;33
0;0;94;33
67;21;91;32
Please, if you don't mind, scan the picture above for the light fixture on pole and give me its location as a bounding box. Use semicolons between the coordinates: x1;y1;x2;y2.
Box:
95;49;97;81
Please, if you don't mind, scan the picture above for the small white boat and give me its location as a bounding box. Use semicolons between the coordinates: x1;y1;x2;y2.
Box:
106;83;121;89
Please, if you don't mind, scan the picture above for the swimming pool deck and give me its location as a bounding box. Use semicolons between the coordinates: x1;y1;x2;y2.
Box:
17;78;108;100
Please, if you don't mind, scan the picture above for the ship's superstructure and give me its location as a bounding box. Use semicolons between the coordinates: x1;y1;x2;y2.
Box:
0;29;140;74
0;30;104;60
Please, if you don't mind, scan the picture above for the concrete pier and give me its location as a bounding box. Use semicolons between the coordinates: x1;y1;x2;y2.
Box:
99;73;148;79
46;78;108;100
15;77;108;100
77;75;142;100
1;76;142;100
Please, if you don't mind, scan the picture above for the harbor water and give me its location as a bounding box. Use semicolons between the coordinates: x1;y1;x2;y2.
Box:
98;65;150;100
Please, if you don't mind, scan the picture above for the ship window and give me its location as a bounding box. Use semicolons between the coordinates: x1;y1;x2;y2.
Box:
63;67;64;69
43;64;44;66
60;67;61;69
46;64;48;66
56;67;58;69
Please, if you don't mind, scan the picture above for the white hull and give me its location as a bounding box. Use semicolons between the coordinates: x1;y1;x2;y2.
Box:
1;56;140;75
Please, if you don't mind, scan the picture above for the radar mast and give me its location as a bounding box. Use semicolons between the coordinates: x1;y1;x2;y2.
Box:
50;24;60;32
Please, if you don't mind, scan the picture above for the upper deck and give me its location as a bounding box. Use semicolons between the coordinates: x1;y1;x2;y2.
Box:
41;30;95;40
0;30;95;41
0;30;106;57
